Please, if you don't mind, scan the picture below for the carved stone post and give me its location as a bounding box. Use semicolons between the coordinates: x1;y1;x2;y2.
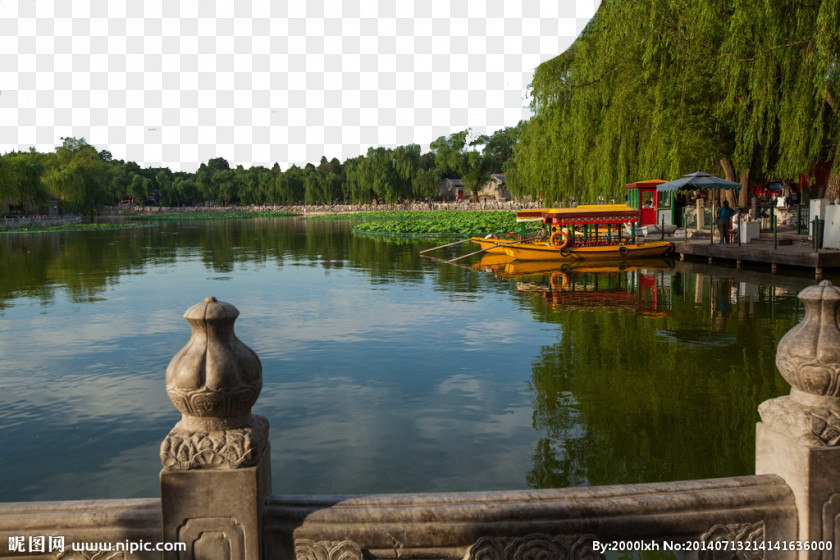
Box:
160;297;271;560
757;281;840;556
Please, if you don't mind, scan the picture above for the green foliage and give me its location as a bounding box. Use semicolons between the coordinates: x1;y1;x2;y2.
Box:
474;125;521;174
0;151;48;209
427;128;520;199
352;211;541;236
0;222;148;233
129;174;148;203
41;138;115;219
3;131;505;214
510;0;840;203
524;272;796;489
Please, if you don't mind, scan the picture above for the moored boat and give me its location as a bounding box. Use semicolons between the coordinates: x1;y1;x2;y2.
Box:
469;234;523;254
504;205;673;261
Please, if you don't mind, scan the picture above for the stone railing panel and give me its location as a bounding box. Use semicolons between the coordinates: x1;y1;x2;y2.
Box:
264;475;796;559
0;499;161;560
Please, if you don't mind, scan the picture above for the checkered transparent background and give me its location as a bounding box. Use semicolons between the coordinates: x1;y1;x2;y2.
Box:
0;0;597;172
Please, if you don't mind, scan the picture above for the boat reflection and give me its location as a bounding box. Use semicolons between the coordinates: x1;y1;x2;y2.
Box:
472;253;517;273
505;259;673;318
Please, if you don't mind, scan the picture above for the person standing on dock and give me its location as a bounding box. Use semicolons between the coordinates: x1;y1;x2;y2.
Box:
716;201;735;245
731;209;743;234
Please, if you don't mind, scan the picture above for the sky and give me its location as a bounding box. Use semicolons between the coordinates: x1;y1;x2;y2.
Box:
0;0;599;173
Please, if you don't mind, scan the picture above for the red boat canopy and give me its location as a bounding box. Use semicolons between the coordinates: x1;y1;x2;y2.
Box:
516;204;639;225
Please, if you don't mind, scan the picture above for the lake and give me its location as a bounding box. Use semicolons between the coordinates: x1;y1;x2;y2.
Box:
0;217;828;502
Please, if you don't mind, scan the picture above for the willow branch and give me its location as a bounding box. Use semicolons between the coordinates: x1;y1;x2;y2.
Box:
720;40;809;62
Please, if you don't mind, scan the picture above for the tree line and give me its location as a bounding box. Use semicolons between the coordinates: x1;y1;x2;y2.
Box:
5;0;836;216
505;0;839;205
0;127;518;219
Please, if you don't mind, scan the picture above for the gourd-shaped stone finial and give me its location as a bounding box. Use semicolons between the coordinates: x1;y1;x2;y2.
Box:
776;280;840;405
165;296;262;431
161;297;268;470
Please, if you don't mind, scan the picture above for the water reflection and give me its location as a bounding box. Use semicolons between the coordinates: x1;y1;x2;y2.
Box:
501;260;673;319
0;219;435;309
513;260;812;489
0;219;541;500
0;219;829;502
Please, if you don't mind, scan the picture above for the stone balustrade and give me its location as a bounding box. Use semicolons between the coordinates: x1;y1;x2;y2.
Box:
3;283;840;559
265;476;795;558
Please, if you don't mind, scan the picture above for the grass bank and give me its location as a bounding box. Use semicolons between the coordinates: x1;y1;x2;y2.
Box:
0;222;153;234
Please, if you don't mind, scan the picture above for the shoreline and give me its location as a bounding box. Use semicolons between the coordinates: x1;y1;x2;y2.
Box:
99;200;541;218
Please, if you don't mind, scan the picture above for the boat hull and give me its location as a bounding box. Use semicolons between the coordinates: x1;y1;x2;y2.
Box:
504;240;672;261
470;236;521;254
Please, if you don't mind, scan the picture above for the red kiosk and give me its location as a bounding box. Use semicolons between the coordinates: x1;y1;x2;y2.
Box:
625;180;673;227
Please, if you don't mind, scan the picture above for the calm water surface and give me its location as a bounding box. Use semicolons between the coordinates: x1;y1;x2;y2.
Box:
0;217;828;502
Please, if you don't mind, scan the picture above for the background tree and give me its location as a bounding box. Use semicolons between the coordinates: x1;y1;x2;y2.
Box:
460;149;493;200
430;130;468;181
0;151;48;213
342;157;371;203
129;174;147;204
172;175;198;205
303;164;324;204
474;125;520;174
195;157;231;203
215;169;240;206
413;151;440;200
393;144;420;199
156;169;176;206
41;138;114;219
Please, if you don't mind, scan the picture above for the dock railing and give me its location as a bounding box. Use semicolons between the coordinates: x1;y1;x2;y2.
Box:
6;285;840;559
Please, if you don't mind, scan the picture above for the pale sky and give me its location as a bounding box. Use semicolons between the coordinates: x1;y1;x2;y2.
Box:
0;0;600;172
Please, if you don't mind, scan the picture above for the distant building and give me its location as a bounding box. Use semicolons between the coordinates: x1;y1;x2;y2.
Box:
438;178;464;200
477;174;511;202
1;195;61;218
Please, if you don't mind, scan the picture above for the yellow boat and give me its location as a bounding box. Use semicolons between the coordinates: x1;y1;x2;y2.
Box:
504;205;673;261
470;234;533;255
504;239;672;261
469;235;522;254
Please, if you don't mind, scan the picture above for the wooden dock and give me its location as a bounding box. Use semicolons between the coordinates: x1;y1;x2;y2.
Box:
668;233;840;276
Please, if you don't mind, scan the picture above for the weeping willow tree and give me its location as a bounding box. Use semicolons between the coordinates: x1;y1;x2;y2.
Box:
720;0;840;199
507;0;839;204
